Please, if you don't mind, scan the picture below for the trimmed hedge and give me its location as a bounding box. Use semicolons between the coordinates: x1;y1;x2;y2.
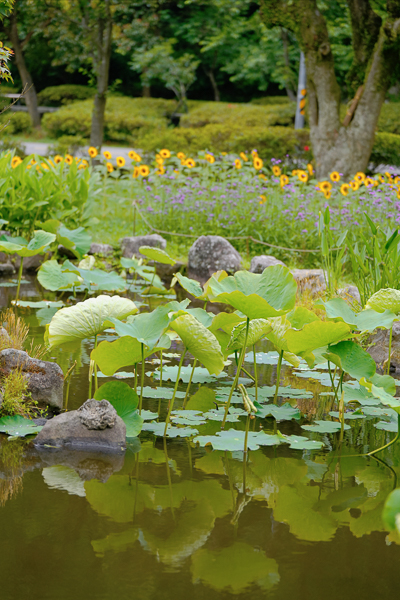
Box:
38;85;96;106
251;96;292;105
180;101;295;128
0;111;32;134
370;132;400;166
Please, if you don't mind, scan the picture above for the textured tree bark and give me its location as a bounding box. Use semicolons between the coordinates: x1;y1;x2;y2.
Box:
206;68;220;102
8;12;41;129
281;28;296;101
142;84;151;98
90;2;112;148
261;0;400;179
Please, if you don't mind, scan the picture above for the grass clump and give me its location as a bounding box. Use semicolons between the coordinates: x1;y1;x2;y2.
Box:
0;368;31;417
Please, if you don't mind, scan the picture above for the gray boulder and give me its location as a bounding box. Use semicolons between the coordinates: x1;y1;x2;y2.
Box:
188;236;242;284
291;268;326;294
120;234;166;258
367;321;400;371
338;285;361;305
13;254;48;272
0;348;64;410
0;260;15;275
89;242;114;257
250;255;286;273
34;399;126;452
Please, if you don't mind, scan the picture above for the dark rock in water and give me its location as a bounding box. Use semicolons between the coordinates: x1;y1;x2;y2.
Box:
40;449;125;483
13;254;49;272
156;261;185;283
89;242;114;257
120;234;166;258
0;348;64;410
250;255;286;273
188;235;242;284
367;322;400;371
291;268;326;294
57;244;76;259
0;261;15;275
34;398;126;452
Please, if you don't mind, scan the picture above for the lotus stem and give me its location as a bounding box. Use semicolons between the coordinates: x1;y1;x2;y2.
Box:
88;359;94;399
182;358;197;409
160;350;163;388
273;350;284;404
163;437;175;520
244;413;250;455
367;413;400;456
134;363;137;393
94;334;98;392
64;360;77;410
139;343;145;414
253;345;258;402
387;325;393;375
164;349;186;436
221;317;250;429
15;257;23;303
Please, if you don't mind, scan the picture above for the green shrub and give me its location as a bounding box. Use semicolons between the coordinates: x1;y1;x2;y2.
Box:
251;96;292;105
370;132;400;166
180;101;295;128
377;104;400;135
38;84;96;106
0;111;32;135
42;96;174;142
137;123;305;156
48;135;89;156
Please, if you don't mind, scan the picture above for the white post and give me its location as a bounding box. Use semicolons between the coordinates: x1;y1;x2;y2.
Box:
295;51;306;129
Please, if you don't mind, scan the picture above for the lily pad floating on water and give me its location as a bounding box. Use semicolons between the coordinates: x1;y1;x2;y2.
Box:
284;435;324;450
14;300;65;308
149;365;227;384
244;351;294;366
255;402;301;421
0;279;30;287
170;410;207;426
302;420;351;433
0;415;43;438
194;429;288;451
203;407;247;422
142;422;198;437
374;420;398;432
329;411;366;420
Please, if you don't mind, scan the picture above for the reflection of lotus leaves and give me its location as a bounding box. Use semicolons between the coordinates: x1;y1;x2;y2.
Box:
191;542;280;593
42;466;86;497
195;451;226;475
92;528;139;556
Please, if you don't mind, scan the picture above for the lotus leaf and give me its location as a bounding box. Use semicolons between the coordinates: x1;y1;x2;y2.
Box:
138;245;175;265
284;435;324;450
324;341;376;381
329;411;365;420
284;320;351;357
0;230;56;257
287;306;320;329
150;365;225;383
382;489;400;531
374;420;398;432
254;402;301;421
58;225;92;260
169;313;225;375
359;378;400;412
14;300;64;308
317;298;358;325
38;260;80;291
174;272;204;298
366;288;400;314
142;422;197;437
301;420;351;433
94;380;143;437
354;309;397;333
227;318;271;353
207;266;296;319
0;415;43;438
194;429;286;451
46;295;138;347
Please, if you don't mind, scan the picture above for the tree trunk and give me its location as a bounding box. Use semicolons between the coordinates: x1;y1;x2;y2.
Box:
90;2;112;148
203;65;220;102
142;84;151;98
9;12;41;129
281;28;296;102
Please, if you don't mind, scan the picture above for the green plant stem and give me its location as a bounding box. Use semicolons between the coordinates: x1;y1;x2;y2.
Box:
94;334;98;392
183;358;197;409
134;363;137;393
387;325;393;375
244;414;250;455
273;350;284;404
164;349;186;436
328;360;337;399
253;345;258;402
139;343;145;414
160;350;163;388
64;360;77;410
367;414;400;456
15;257;23;303
222;317;250;429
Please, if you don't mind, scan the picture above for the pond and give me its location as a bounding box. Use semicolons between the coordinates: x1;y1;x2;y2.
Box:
1;275;400;600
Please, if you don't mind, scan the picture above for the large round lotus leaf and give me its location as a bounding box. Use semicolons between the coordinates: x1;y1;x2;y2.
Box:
382;489;400;531
227;318;271;352
46;295;138;347
209;311;245;334
58;225;91;260
38;260;80;291
284;320;351;355
138;245;175;265
94;380;143;437
316;298;357;326
324;340;376;381
207;266;296;319
366;288;400;315
286;306;320;329
190;543;280;593
91;335;170;376
0;230;56;257
110;303;176;350
174;272;204;298
355;309;397;333
170;313;225;375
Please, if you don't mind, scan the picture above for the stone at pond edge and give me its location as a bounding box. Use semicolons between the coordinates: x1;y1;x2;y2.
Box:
0;348;64;410
368;321;400;371
250;255;286;273
89;242;114;257
34;398;126;452
120;234;166;258
291;268;326;294
188;235;242;284
338;285;361;305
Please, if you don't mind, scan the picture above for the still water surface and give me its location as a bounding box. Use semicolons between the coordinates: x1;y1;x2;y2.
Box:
1;279;400;600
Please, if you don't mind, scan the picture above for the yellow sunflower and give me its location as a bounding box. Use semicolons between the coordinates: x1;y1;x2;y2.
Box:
259;194;267;204
251;150;258;157
235;159;242;169
330;171;340;182
41;162;49;170
292;169;298;176
106;162;114;173
156;157;164;166
319;181;332;192
103;150;112;160
133;167;140;178
280;174;289;187
156;166;165;175
355;172;365;182
128;150;138;160
272;165;281;176
116;156;125;168
397;187;400;199
88;146;98;158
11;156;22;168
177;152;186;160
364;177;374;187
205;154;215;164
378;174;385;184
324;190;331;199
65;154;73;165
259;173;267;181
221;152;227;156
298;171;308;183
385;171;393;182
135;154;142;162
240;152;248;162
81;159;89;167
139;165;150;177
307;163;314;176
253;157;263;170
349;180;360;191
160;149;171;159
54;155;63;164
184;158;196;168
395;176;400;185
340;183;350;196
